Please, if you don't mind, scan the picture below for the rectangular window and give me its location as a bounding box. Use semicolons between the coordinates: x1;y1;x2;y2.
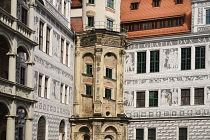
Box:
148;129;156;140
86;64;93;75
153;0;160;7
107;19;113;30
46;27;50;55
143;23;149;30
21;7;27;25
61;39;64;63
176;0;183;4
60;84;63;103
136;129;144;140
86;85;92;96
168;19;172;27
131;3;139;10
150;50;159;72
152;21;157;29
194;88;204;105
106;67;112;79
107;0;114;9
88;0;94;4
179;128;187;140
39;22;44;50
181;48;191;70
65;86;68;104
38;75;42;97
160;20;165;28
206;10;210;24
44;77;48;98
66;43;69;66
20;67;25;85
149;91;158;107
136;92;145;108
137;52;146;73
88;17;94;27
181;89;190;105
195;46;205;69
105;88;112;99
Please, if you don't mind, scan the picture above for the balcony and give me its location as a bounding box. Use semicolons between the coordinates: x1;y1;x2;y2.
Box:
0;77;33;101
0;8;34;41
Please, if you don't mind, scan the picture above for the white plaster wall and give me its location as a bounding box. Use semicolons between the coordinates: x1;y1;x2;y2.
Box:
71;9;82;17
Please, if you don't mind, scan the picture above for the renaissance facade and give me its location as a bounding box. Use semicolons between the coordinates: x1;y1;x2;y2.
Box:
122;0;210;140
32;0;74;140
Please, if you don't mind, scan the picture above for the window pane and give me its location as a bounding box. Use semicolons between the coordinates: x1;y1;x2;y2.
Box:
179;128;187;140
181;89;190;105
195;46;205;69
136;92;145;108
206;10;210;24
181;48;191;70
136;129;144;140
86;85;92;96
148;129;156;140
194;88;204;105
137;52;146;73
150;51;159;72
149;91;158;107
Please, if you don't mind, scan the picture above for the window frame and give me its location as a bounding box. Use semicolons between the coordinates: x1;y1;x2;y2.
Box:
88;16;94;27
105;88;112;99
181;89;190;106
179;128;187;140
105;67;112;79
107;19;114;31
136;92;145;108
149;91;158;107
194;88;204;105
137;52;146;73
44;76;49;98
195;46;205;69
107;0;114;9
38;74;43;97
46;26;51;55
39;21;44;51
86;64;93;75
86;85;92;96
148;128;156;140
88;0;94;4
66;42;69;66
181;47;191;70
206;9;210;24
136;129;144;140
150;50;159;73
176;0;183;4
61;39;64;63
153;0;161;7
21;7;28;25
60;84;63;103
131;2;139;10
20;67;26;85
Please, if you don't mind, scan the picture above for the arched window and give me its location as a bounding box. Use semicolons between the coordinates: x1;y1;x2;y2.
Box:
16;47;28;85
59;120;65;140
15;107;26;140
0;103;8;140
37;116;46;140
105;135;113;140
0;36;10;79
84;135;90;140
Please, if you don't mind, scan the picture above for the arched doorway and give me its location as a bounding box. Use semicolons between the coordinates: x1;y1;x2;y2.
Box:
37;116;46;140
0;36;10;79
15;107;26;140
16;47;28;85
59;120;65;140
0;103;8;140
84;135;90;140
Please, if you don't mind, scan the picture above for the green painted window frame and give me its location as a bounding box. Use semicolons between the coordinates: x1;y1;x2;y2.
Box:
136;129;144;140
107;0;114;9
105;88;112;99
181;48;191;70
150;51;159;72
88;16;94;27
136;92;145;108
149;91;158;107
148;129;156;140
107;19;113;30
194;88;204;105
195;46;205;69
86;64;93;75
86;85;92;96
179;128;187;140
137;52;146;73
88;0;94;4
206;10;210;24
106;67;112;79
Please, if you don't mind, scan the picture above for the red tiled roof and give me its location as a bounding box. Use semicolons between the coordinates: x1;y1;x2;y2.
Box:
131;0;141;3
71;0;82;8
121;0;192;23
71;18;83;32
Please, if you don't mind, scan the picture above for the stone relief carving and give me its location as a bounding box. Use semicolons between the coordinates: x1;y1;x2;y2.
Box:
124;91;134;107
33;71;38;94
125;53;134;73
125;74;210;86
171;88;178;105
34;16;39;43
162;48;178;71
52;30;61;58
52;79;60;99
161;89;172;106
197;8;203;24
34;55;73;80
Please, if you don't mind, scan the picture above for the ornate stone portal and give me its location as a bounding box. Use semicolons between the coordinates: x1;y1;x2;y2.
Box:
70;29;129;140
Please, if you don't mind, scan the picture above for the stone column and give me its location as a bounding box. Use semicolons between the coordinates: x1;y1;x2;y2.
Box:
8;54;16;82
25;119;33;140
145;90;149;107
144;127;148;140
11;0;17;18
191;46;195;70
6;116;15;140
28;0;36;40
190;87;194;105
146;50;150;73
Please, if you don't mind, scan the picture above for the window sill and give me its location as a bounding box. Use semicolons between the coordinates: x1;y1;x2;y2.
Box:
104;76;116;82
86;3;95;6
81;94;92;98
105;7;115;11
82;73;93;77
103;97;115;102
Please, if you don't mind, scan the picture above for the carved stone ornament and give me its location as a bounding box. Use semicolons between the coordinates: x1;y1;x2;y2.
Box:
95;48;103;53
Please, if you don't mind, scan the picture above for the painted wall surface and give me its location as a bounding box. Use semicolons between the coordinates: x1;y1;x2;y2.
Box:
124;33;210;139
32;1;74;140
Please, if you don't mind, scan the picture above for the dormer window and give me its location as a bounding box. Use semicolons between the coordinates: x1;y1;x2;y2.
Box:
153;0;160;7
131;2;139;10
176;0;183;4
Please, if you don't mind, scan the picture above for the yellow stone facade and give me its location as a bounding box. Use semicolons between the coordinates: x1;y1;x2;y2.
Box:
70;29;128;140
